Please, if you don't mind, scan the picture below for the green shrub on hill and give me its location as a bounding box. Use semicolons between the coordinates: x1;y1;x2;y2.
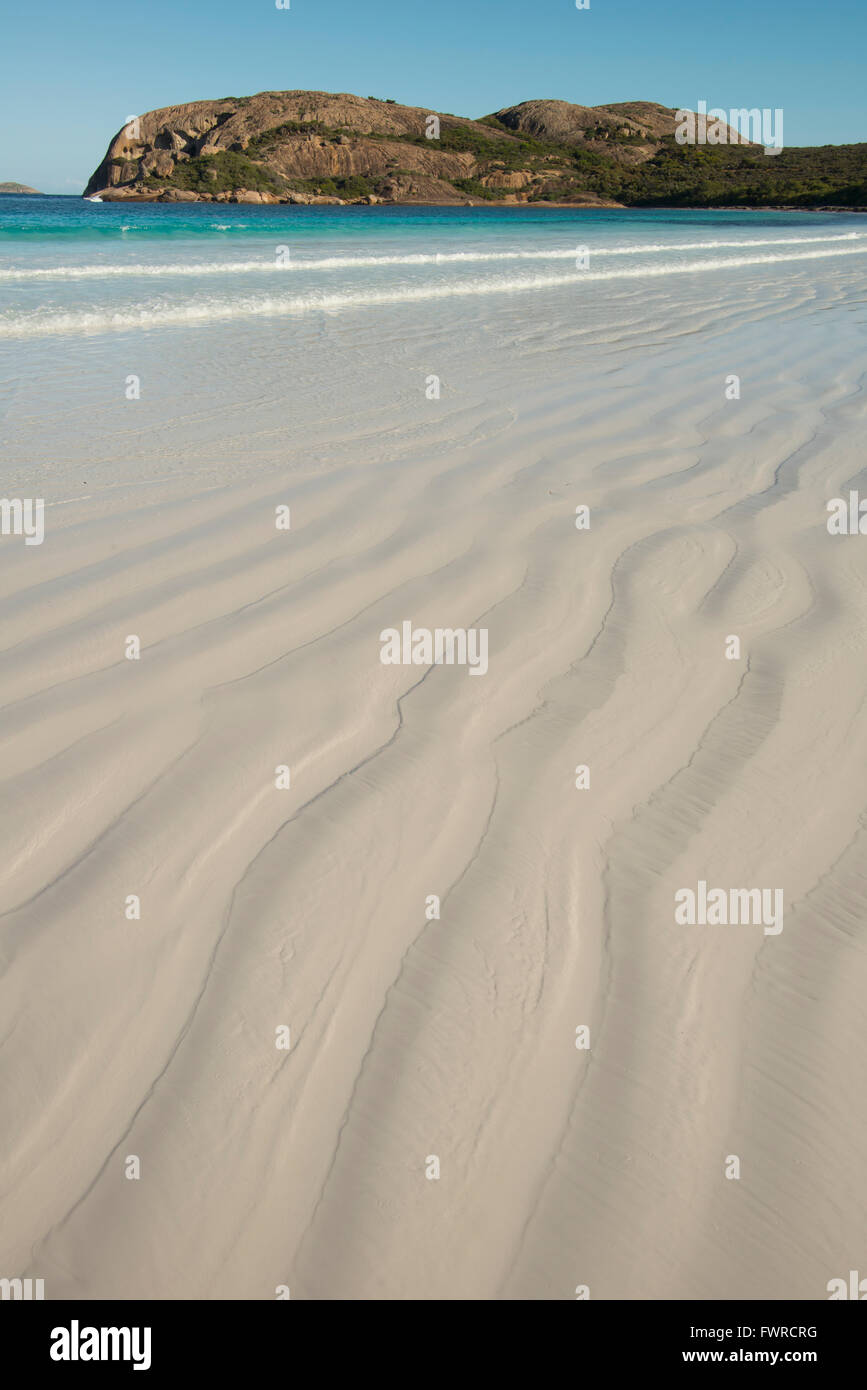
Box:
133;108;867;207
625;139;867;206
145;151;284;194
452;178;508;200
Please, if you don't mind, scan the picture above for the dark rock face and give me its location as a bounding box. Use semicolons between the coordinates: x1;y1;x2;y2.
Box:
82;90;630;205
85;89;852;208
83;91;507;202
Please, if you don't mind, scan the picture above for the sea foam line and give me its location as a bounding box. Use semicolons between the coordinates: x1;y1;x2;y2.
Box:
0;233;862;281
2;246;866;338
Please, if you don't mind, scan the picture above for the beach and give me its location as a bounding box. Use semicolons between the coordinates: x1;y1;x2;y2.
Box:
1;199;866;1298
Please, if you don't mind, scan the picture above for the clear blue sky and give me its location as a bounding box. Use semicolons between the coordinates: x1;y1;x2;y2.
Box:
2;0;864;193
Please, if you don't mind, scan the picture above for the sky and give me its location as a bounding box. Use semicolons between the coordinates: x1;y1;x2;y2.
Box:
1;0;865;193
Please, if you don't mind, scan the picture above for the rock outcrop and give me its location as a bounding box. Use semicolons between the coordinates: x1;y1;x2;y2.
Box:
84;91;516;203
84;90;698;205
82;90;864;208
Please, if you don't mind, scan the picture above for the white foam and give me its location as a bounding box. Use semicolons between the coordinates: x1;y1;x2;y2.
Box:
2;245;865;338
0;233;861;281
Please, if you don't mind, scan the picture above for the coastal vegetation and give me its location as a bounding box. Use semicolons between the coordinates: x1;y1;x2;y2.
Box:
84;92;867;207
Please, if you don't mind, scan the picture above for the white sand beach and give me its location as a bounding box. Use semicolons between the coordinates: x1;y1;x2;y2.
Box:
1;213;866;1299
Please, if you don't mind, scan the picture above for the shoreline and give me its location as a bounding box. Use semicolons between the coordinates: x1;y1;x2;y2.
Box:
83;191;867;213
4;246;866;1296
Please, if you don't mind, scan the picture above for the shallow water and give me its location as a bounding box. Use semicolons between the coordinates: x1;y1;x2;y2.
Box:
2;195;867;1301
2;197;866;337
2;197;866;505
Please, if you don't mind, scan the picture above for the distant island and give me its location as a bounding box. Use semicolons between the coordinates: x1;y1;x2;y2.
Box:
0;181;42;194
83;90;867;208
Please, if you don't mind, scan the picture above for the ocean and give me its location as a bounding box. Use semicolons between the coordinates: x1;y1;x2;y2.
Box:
3;196;866;504
3;193;867;1300
4;198;866;341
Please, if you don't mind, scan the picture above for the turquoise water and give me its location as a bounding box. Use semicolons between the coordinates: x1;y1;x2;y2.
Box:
2;195;866;338
2;195;866;499
5;195;862;240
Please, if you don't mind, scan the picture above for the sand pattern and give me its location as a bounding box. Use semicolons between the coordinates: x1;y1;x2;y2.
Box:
1;214;866;1299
